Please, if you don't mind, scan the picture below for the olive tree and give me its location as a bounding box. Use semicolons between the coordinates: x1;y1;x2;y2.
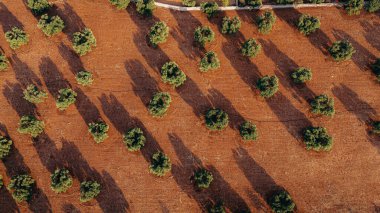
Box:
303;126;333;151
370;58;380;82
0;53;9;71
123;127;146;151
56;88;77;111
109;0;130;9
257;11;276;34
72;28;96;56
328;40;355;61
80;181;101;202
290;67;312;84
268;190;296;213
200;2;219;18
0;135;13;159
27;0;51;15
136;0;156;16
256;75;279;98
193;168;213;189
76;71;94;86
297;14;320;36
241;38;261;58
149;21;169;47
17;115;45;137
37;14;65;37
194;26;215;47
344;0;364;15
204;108;229;131
149;151;172;177
310;94;335;116
239;121;258;141
50;168;73;193
7;174;35;202
161;61;186;87
23;84;48;104
371;121;380;134
366;0;380;12
148;92;172;117
199;51;220;72
182;0;196;6
88;121;109;143
5;27;29;50
221;16;241;34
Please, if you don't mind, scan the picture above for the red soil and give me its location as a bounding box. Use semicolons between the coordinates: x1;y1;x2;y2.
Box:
0;0;379;212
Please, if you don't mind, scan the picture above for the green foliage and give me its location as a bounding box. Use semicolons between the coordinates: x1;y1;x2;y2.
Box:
238;0;262;7
370;58;380;82
109;0;130;9
256;75;279;98
7;174;35;202
205;108;229;131
161;61;186;87
88;121;109;143
221;16;241;34
241;38;261;58
80;181;101;202
0;175;3;188
306;0;324;3
23;84;48;104
310;94;335;116
50;168;73;193
297;14;320;36
0;54;9;71
276;0;294;4
0;136;13;159
17;115;45;138
371;121;380;134
123;127;146;151
222;0;230;6
149;21;169;47
5;27;29;50
366;0;380;12
76;71;94;86
290;67;312;84
239;121;258;141
148;92;172;117
72;28;96;56
56;88;77;111
200;2;219;18
182;0;196;6
193;168;213;189
208;203;226;213
257;11;276;34
194;26;215;47
27;0;51;15
328;40;355;61
344;0;364;15
199;51;220;72
268;190;296;213
303;126;333;151
149;151;172;177
136;0;156;16
37;14;65;36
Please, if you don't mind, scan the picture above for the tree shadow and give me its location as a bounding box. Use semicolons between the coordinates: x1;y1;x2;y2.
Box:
332;29;377;71
55;1;85;37
39;57;71;98
74;88;102;125
10;54;42;87
99;93;162;161
259;39;316;103
3;82;37;117
360;20;380;52
0;3;24;32
207;88;245;130
57;42;85;75
61;203;81;213
168;133;251;212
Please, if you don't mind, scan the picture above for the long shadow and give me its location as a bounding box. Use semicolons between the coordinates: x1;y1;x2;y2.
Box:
99;93;162;161
207;88;245;130
75;88;102;124
55;1;85;37
360;20;380;52
3;82;37;117
39;57;71;98
11;54;42;87
168;133;251;212
61;204;81;213
0;3;24;32
259;39;316;103
332;84;379;151
58;42;85;75
332;29;377;71
233;147;284;209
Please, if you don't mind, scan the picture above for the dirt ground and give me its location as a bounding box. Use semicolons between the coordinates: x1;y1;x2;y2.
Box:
0;0;379;212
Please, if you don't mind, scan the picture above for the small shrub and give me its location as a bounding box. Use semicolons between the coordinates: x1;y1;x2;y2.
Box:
238;0;262;7
23;84;48;104
204;108;229;131
310;94;335;116
200;2;219;18
199;51;220;72
27;0;51;15
7;174;35;202
241;38;261;58
148;92;172;117
268;190;296;213
37;14;65;37
256;75;279;98
194;26;215;47
149;151;172;177
290;67;312;84
370;58;380;82
149;21;169;47
371;121;380;134
5;27;29;50
257;11;276;34
328;40;355;61
222;0;230;6
297;14;320;36
221;16;241;34
161;61;186;87
72;28;96;56
0;54;9;71
366;0;380;12
17;115;45;138
276;0;294;4
303;126;333;151
239;121;258;141
109;0;130;9
88;121;109;143
56;88;77;111
0;136;13;159
136;0;156;16
208;202;226;213
50;168;73;193
123;127;146;151
80;181;101;202
344;0;364;15
182;0;196;6
193;168;213;189
76;71;94;86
